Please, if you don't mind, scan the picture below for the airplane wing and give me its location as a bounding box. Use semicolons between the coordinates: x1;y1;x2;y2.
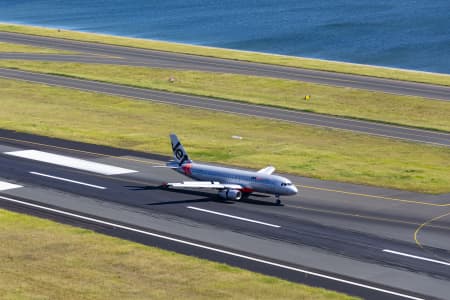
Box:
257;166;275;175
167;181;242;190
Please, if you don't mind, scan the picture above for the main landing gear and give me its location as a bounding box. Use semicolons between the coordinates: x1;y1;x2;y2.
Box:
275;195;281;205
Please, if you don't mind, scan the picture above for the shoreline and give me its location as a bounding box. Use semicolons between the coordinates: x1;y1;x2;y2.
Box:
1;21;449;77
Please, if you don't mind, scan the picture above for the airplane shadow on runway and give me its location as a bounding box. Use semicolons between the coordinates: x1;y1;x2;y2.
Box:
125;185;166;191
241;194;282;207
125;185;281;206
125;185;214;206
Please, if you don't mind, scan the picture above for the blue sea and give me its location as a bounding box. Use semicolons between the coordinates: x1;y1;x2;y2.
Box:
1;0;449;74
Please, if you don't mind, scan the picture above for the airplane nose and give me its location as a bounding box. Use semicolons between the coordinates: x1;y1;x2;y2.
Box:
290;185;298;195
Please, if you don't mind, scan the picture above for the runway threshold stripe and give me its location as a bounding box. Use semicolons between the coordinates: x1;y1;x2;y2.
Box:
29;172;106;190
5;150;137;175
383;249;450;267
187;206;281;228
0;195;424;300
0;181;23;191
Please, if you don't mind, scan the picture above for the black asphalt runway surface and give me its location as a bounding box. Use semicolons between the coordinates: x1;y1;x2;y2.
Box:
0;130;448;299
1;67;449;147
1;31;449;101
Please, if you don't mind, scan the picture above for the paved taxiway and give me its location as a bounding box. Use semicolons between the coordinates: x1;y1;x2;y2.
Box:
0;130;448;299
1;31;450;101
1;67;449;147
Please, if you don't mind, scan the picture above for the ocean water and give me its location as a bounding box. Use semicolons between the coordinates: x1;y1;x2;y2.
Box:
1;0;449;74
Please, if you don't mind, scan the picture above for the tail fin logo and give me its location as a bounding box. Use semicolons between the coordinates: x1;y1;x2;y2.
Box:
175;148;184;160
170;134;191;166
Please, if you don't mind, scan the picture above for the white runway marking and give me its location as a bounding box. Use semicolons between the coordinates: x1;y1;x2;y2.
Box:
0;195;424;300
383;249;450;267
187;206;281;228
0;181;22;191
5;150;137;175
29;172;106;190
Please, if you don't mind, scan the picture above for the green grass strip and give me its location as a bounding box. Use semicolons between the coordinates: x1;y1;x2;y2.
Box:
1;78;449;193
1;60;449;132
0;41;75;54
0;209;356;300
1;23;449;86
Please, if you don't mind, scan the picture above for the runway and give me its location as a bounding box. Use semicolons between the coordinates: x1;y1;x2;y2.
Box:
1;67;450;147
0;130;448;299
1;31;450;101
1;31;449;298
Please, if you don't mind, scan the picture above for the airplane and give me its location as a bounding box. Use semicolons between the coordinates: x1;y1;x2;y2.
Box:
164;134;298;205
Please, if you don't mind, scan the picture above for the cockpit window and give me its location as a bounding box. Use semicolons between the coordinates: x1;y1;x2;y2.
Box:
281;182;292;186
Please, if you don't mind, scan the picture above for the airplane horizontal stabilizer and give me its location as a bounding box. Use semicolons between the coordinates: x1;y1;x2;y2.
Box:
152;165;179;168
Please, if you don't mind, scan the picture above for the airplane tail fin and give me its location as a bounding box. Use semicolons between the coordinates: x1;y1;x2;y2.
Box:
170;134;192;165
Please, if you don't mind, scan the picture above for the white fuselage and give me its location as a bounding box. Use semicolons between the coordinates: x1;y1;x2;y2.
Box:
176;163;298;196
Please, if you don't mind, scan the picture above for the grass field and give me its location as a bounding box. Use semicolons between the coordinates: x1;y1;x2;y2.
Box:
0;209;356;300
1;23;449;86
1;78;449;193
1;60;449;132
0;41;74;54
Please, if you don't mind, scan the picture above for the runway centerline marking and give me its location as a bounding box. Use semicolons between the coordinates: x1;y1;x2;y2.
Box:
0;181;23;191
29;172;106;190
5;149;137;175
187;206;281;228
383;249;450;267
0;195;424;300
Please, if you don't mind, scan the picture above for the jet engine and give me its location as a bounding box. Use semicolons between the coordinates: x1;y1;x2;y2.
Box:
218;189;242;201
